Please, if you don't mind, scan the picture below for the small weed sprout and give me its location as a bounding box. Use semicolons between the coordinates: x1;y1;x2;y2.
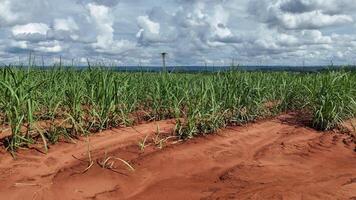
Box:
97;151;135;172
138;134;150;151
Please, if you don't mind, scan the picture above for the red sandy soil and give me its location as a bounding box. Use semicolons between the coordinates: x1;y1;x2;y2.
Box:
0;114;355;200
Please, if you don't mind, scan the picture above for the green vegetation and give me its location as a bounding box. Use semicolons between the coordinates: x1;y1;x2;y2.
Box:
1;67;356;152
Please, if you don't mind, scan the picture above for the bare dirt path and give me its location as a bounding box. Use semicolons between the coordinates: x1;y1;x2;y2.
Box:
0;115;355;200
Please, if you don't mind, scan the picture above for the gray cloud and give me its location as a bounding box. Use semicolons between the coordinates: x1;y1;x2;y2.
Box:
93;0;120;6
249;0;354;30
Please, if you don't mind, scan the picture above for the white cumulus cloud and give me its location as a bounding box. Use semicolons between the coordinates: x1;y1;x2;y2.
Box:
54;18;79;32
12;23;49;35
86;3;134;54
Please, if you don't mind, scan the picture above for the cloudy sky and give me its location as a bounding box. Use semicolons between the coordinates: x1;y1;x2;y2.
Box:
0;0;356;66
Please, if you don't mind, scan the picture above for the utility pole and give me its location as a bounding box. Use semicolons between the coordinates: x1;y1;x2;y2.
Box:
161;52;167;71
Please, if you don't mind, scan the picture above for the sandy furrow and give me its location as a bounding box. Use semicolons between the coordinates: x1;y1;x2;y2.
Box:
0;115;355;200
0;120;176;200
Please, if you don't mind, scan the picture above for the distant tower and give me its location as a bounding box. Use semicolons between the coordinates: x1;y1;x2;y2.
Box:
161;52;167;70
